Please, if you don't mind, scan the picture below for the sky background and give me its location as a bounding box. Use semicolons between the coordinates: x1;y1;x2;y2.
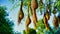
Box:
0;0;58;34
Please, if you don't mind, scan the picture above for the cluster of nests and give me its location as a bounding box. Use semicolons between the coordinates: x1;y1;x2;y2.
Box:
17;0;38;32
17;0;60;32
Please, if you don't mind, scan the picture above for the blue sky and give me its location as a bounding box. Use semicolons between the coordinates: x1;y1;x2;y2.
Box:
0;0;58;33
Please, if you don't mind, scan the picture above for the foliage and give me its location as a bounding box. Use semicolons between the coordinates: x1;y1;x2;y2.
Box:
55;0;60;10
0;5;14;34
23;28;36;34
36;19;45;34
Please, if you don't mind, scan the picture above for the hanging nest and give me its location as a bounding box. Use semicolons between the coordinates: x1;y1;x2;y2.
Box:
31;0;38;29
17;2;24;25
42;13;49;30
25;16;31;32
52;15;58;29
25;5;31;32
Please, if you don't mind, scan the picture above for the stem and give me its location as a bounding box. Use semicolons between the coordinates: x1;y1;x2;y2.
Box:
27;6;30;17
20;0;23;10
